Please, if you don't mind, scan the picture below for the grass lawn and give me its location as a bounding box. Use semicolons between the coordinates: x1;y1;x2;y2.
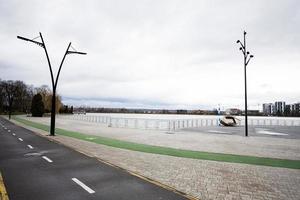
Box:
13;116;300;169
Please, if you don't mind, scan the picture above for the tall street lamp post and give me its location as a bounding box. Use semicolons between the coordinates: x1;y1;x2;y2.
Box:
17;32;86;136
236;31;254;137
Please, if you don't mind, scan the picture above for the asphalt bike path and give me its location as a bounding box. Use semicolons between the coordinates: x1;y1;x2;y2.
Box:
0;117;187;200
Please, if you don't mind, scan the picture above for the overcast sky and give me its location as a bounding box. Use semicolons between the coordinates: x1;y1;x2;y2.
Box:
1;0;299;110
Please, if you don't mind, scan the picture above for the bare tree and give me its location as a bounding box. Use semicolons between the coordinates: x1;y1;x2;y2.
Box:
0;79;4;113
2;80;20;119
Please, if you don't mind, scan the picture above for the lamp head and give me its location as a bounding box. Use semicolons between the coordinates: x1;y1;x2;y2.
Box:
67;50;87;55
17;35;44;48
244;31;247;35
250;55;254;58
239;47;242;50
236;40;240;43
247;51;250;54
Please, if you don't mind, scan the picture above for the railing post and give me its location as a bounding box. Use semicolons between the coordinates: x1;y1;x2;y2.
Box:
108;117;112;127
173;121;176;131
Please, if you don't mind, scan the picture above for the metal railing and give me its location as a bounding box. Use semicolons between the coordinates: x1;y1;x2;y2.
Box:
62;114;300;131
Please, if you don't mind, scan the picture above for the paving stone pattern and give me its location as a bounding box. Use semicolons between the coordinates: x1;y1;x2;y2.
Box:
26;116;300;160
13;117;300;200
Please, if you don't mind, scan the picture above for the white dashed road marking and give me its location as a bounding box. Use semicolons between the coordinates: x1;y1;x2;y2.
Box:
18;138;23;141
42;156;53;163
8;130;11;132
27;145;34;149
12;133;16;136
72;178;95;194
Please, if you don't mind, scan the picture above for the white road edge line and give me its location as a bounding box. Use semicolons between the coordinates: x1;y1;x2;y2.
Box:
18;138;23;141
42;156;53;163
72;178;95;194
27;145;34;149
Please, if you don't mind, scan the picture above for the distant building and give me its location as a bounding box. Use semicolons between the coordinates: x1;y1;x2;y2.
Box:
262;101;299;117
225;108;242;115
274;101;286;115
262;103;273;116
244;110;260;116
284;104;291;116
271;104;276;115
291;103;300;116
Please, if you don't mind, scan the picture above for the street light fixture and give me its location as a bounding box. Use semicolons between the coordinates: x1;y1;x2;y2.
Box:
236;31;254;137
17;32;86;136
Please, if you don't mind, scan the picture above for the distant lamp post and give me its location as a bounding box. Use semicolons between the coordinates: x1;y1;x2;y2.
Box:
236;31;254;137
17;32;86;136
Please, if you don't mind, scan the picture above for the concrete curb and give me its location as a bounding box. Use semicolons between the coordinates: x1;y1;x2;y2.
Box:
0;172;9;200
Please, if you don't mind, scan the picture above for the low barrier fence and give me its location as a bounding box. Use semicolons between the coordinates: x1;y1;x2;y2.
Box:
62;115;300;131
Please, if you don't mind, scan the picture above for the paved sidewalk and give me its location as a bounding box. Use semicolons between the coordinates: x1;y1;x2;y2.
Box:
23;115;300;160
11;116;300;200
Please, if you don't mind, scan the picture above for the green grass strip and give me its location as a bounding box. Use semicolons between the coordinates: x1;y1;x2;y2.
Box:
13;116;300;169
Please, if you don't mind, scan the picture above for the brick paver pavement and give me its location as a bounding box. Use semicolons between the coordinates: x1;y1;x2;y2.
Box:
12;116;300;200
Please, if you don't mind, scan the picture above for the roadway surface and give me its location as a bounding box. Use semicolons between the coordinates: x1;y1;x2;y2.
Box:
184;125;300;139
0;117;187;200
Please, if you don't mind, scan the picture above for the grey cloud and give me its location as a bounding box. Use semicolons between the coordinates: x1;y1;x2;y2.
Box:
1;0;299;109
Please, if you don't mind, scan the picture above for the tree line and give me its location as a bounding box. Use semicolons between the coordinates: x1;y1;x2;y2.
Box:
0;79;73;119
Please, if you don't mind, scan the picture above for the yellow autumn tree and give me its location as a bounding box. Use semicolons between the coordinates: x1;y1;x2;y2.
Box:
35;85;62;113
